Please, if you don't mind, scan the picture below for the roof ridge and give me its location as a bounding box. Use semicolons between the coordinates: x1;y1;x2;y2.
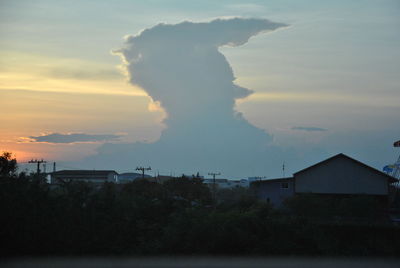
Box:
293;153;398;182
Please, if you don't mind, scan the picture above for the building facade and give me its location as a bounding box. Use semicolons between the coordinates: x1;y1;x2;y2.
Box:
252;153;397;207
252;177;294;207
50;170;118;184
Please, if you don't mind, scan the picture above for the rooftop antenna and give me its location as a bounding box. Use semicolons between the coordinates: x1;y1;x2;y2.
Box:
282;161;285;177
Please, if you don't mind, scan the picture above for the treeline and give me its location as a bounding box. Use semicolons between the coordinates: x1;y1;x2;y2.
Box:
1;153;400;257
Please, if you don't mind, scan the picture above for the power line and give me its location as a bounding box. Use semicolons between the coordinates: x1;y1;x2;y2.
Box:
208;172;221;209
136;166;151;179
28;159;46;175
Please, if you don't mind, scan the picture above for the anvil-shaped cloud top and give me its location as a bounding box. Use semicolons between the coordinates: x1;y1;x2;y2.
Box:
114;18;287;128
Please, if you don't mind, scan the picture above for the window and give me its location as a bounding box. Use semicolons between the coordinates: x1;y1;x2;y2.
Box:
281;182;289;189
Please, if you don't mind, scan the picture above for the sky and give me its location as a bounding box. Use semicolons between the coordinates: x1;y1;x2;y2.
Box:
1;0;399;178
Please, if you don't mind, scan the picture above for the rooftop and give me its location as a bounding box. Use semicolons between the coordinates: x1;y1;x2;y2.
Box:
52;170;118;176
294;153;398;183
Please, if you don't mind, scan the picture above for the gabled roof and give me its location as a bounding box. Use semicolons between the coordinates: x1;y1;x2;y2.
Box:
293;153;398;183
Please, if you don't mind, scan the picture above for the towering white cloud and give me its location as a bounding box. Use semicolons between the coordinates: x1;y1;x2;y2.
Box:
114;18;286;128
88;18;289;177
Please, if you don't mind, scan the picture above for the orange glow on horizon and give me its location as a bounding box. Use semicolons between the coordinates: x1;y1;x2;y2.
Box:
0;149;46;163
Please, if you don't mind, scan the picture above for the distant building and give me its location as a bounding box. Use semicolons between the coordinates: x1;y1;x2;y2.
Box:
141;175;173;184
50;170;118;184
203;178;248;189
226;179;244;188
203;178;228;188
252;153;398;207
239;179;250;187
118;172;150;183
181;174;204;179
119;174;201;184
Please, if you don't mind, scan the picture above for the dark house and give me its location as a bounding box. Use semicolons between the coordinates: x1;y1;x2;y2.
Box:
50;170;118;184
118;172;151;183
293;153;397;196
251;177;294;207
252;153;398;207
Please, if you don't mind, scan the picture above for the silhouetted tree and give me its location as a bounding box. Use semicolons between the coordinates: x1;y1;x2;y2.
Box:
164;176;212;205
0;151;17;178
1;154;400;257
283;193;385;222
216;187;257;211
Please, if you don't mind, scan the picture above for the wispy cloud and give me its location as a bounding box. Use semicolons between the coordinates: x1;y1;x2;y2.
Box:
291;126;327;132
0;51;146;96
0;51;121;81
26;133;122;144
46;66;121;80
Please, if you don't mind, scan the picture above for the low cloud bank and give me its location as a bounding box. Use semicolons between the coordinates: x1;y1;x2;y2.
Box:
29;133;121;144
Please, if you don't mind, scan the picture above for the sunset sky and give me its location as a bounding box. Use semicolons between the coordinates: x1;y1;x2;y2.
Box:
1;0;399;177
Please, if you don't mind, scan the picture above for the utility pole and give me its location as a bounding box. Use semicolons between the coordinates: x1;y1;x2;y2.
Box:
282;162;285;177
136;166;151;179
28;159;47;175
208;172;221;209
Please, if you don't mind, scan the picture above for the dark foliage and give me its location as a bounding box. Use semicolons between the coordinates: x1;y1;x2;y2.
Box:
0;152;17;177
283;194;387;221
1;160;400;257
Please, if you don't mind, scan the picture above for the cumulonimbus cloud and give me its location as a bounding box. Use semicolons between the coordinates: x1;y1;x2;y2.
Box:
85;18;290;177
113;18;287;126
291;126;328;132
28;133;121;144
